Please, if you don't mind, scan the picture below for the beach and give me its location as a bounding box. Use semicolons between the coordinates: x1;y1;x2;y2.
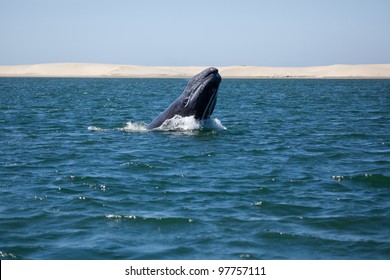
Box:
1;63;390;78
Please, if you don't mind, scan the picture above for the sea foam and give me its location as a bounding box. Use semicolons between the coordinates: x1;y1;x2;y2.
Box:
121;115;226;133
156;115;226;131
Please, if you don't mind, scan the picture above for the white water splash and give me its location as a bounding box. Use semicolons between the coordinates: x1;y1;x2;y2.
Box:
122;121;149;133
87;126;107;132
155;115;226;131
202;117;227;131
158;115;202;131
89;116;226;133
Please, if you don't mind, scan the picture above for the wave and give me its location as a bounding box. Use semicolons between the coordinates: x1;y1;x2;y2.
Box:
332;173;390;188
121;121;149;132
87;126;107;132
105;214;194;224
0;251;16;259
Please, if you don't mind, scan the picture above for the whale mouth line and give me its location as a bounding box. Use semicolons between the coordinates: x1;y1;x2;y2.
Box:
201;88;217;120
185;72;220;110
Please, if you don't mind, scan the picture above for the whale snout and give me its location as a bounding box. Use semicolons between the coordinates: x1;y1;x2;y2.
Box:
203;67;221;84
207;67;219;74
204;67;219;77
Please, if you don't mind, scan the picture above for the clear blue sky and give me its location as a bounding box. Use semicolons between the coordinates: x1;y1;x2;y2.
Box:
1;0;389;66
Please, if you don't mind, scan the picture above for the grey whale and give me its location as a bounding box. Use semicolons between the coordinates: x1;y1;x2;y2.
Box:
147;67;222;129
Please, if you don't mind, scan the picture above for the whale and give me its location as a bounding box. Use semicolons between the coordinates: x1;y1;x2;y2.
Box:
147;67;222;129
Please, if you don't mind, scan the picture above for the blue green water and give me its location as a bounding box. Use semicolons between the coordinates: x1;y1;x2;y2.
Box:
1;77;389;259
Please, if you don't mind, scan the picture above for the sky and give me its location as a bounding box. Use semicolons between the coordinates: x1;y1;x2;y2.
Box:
1;0;390;67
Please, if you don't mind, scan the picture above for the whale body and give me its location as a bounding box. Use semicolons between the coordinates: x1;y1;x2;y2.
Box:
147;67;222;129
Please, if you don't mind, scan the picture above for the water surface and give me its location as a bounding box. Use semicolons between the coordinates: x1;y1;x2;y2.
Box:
1;78;389;259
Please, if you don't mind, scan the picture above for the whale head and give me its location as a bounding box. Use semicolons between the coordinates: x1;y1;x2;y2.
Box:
147;67;222;129
180;67;221;120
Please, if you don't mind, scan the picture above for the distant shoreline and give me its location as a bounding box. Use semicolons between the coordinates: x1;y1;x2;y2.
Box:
1;63;390;78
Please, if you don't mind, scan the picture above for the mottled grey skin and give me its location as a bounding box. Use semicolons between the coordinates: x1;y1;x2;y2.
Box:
147;67;222;129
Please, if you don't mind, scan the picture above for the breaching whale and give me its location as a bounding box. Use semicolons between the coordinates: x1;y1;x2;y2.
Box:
147;67;222;129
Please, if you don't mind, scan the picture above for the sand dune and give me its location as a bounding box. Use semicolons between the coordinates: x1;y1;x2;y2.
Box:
1;63;390;78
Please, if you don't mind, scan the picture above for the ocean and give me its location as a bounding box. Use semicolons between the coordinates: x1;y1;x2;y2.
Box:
0;77;389;259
